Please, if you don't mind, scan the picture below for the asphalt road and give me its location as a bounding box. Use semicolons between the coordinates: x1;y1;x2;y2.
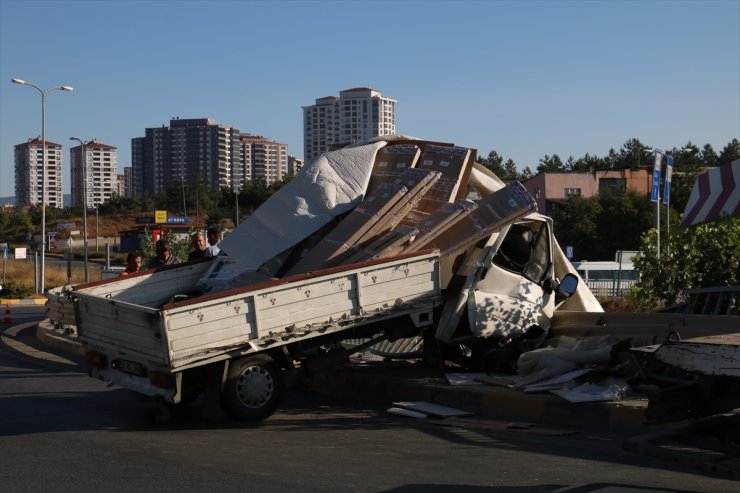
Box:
0;308;737;492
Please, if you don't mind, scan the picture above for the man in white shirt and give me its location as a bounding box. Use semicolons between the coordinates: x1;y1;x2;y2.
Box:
206;226;221;257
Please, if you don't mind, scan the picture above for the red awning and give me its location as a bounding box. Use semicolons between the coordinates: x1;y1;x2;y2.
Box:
680;159;740;227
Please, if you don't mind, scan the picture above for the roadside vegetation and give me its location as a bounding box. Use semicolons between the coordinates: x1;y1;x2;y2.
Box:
631;216;740;310
0;260;87;298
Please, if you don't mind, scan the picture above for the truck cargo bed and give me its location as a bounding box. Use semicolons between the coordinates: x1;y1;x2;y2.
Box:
73;251;441;371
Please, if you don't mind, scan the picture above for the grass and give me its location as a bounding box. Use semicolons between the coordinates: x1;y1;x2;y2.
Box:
2;257;99;294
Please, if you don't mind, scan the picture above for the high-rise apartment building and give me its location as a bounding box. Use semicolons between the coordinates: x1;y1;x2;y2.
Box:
240;134;289;185
69;140;118;208
288;156;304;176
14;138;64;208
303;88;396;162
131;118;243;196
123;166;133;197
116;173;126;197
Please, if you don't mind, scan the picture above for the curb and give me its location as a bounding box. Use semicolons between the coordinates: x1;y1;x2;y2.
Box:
36;320;86;357
310;363;685;435
1;298;48;305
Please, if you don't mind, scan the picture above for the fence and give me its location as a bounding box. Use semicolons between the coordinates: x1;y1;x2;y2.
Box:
583;279;637;299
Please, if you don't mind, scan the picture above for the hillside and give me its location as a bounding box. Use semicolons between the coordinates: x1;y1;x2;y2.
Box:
48;212;231;238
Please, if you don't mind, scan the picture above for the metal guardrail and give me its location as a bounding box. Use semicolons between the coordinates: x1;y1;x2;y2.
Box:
665;286;740;316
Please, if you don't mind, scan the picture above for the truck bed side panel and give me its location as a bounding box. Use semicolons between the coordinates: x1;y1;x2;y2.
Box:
161;253;440;368
75;252;441;371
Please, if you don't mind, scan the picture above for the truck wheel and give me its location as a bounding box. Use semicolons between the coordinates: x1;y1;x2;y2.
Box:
220;355;282;421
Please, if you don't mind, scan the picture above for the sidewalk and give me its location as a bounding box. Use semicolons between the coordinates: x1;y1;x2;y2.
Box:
22;318;684;435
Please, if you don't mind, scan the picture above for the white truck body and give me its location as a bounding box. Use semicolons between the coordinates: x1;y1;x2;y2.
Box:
73;251;441;404
62;137;595;420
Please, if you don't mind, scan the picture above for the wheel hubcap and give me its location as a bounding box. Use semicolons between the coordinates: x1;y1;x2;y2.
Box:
235;365;274;408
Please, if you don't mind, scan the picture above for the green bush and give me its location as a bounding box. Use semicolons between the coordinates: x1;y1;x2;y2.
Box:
0;280;34;299
632;216;740;309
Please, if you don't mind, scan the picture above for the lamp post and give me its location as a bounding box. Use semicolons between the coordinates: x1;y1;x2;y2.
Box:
12;78;74;293
233;172;240;227
69;137;89;282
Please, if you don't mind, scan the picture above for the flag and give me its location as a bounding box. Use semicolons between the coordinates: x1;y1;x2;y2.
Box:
663;155;673;205
650;149;663;203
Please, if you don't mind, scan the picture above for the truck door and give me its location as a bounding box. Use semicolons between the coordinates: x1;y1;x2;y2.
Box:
468;219;554;339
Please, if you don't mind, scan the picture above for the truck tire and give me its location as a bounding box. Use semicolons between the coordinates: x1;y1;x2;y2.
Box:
220;355;282;420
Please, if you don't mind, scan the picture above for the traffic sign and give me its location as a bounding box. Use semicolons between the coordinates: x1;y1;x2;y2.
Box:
566;245;574;260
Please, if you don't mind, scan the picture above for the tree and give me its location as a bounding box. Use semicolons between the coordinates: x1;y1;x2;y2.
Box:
718;138;740;165
537;154;565;173
632;216;740;309
479;150;505;177
502;159;520;181
550;194;601;261
595;190;653;258
616;138;651;170
551;190;652;260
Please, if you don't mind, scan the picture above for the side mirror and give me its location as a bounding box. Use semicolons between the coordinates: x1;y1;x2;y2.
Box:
557;273;579;298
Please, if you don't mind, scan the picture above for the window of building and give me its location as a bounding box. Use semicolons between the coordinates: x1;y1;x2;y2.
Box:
599;178;627;194
564;188;581;198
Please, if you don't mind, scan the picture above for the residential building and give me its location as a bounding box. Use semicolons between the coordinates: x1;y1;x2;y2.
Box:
288;156;304;176
69;140;118;208
522;169;652;215
239;134;289;185
14;138;64;208
131;118;243;196
123;166;133;197
303;88;396;162
116;173;126;197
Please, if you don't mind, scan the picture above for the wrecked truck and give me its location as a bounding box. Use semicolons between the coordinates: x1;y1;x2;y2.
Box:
64;137;600;421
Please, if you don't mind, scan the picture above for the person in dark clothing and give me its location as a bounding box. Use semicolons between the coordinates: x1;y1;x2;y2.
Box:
149;238;180;269
188;232;208;261
121;251;142;276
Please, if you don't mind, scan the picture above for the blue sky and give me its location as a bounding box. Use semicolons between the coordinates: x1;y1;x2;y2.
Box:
1;0;738;199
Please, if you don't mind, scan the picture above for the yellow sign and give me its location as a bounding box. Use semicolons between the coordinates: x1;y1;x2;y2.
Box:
155;210;167;224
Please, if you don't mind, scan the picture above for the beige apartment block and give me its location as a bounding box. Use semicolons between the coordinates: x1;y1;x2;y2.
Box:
522;169;652;214
303;87;396;162
14;138;64;208
70;140;118;208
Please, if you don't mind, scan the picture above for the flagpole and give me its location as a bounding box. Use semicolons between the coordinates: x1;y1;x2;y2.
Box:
651;150;664;260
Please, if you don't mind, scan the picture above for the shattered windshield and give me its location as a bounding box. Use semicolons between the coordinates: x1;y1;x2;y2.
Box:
492;222;551;284
523;223;550;283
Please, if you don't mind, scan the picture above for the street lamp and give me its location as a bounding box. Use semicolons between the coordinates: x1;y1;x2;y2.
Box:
12;78;74;293
69;137;89;282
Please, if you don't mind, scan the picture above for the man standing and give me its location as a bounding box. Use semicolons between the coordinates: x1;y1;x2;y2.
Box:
188;232;208;261
121;251;142;275
206;227;221;257
149;239;181;269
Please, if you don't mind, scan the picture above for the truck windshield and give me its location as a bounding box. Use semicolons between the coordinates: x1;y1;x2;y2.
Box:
523;224;550;283
492;222;551;284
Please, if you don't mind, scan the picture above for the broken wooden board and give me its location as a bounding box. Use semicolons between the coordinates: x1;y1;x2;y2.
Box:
367;143;422;194
422;181;537;256
387;407;428;419
392;401;474;418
